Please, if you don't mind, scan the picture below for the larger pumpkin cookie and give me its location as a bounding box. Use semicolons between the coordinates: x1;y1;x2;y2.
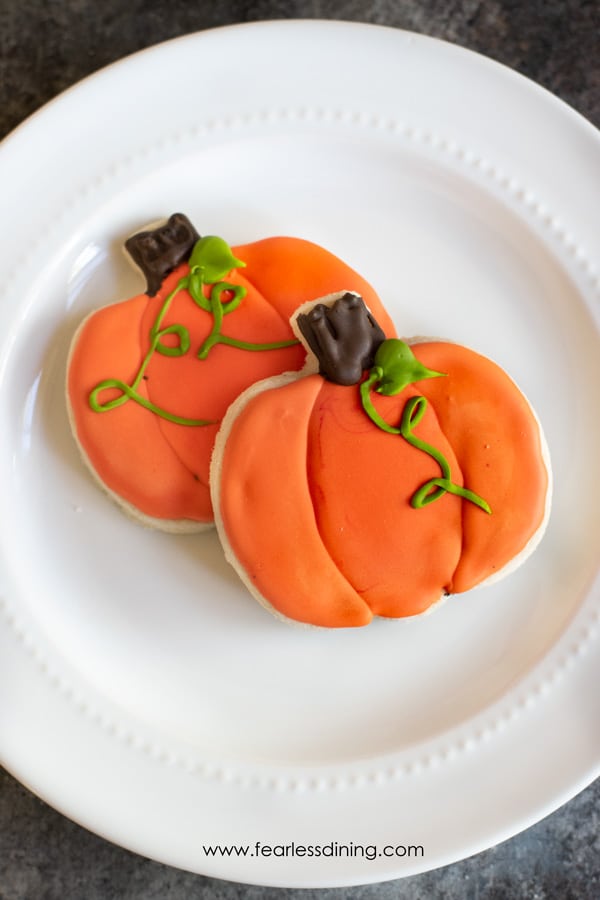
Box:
211;292;552;627
66;215;394;531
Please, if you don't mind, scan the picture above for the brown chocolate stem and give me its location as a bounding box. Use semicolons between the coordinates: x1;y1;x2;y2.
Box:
296;292;386;385
125;213;200;296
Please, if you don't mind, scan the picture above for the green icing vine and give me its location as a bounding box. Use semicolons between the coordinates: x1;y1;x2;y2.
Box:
360;339;491;514
89;236;299;425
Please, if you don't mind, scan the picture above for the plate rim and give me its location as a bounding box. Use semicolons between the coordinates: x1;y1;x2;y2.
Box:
1;19;599;887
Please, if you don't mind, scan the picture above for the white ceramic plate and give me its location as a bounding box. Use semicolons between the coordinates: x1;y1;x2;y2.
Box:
1;21;599;888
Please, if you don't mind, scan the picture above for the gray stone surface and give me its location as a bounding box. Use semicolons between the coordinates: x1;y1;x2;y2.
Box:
1;1;599;898
1;767;599;898
1;0;599;138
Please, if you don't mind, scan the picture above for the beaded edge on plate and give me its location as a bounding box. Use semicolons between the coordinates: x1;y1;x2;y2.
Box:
1;106;599;793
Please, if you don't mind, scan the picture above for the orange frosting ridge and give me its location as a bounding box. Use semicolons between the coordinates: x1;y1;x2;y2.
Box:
67;236;393;525
306;379;464;617
414;342;549;593
67;290;207;520
218;375;372;627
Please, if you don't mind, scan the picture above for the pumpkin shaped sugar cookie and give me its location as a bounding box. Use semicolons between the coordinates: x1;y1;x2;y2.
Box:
66;215;394;531
211;292;552;627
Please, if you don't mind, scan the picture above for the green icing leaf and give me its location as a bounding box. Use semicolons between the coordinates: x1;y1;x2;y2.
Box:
188;235;246;284
373;339;446;396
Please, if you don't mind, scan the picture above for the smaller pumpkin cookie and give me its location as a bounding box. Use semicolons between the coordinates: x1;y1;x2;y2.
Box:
66;216;393;531
211;292;552;627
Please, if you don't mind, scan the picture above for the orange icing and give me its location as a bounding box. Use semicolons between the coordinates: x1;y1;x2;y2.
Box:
67;236;393;524
217;342;549;625
219;375;372;627
306;379;464;617
68;292;206;519
414;342;549;592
